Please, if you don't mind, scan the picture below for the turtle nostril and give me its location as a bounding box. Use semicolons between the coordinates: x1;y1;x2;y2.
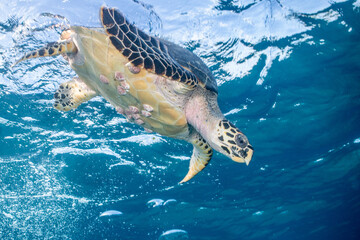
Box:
235;134;248;148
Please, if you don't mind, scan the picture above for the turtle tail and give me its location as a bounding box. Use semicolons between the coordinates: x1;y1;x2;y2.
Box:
12;40;77;67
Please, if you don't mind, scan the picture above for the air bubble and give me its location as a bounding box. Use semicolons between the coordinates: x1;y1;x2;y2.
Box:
158;229;189;240
146;198;164;208
163;199;177;207
99;210;123;217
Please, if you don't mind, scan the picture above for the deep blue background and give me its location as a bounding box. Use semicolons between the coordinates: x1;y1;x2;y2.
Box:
1;0;360;239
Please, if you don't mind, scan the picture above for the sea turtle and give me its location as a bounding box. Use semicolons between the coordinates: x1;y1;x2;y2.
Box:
13;6;253;183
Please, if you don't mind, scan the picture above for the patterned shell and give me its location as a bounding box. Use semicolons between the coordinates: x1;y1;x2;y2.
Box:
100;7;218;94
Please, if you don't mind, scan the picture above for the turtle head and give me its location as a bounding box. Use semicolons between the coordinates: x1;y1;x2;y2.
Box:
215;120;253;165
184;91;253;165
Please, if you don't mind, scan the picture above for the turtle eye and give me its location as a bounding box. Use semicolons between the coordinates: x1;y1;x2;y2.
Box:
235;134;248;148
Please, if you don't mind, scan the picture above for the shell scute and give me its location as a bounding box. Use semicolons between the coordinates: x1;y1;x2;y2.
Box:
110;36;124;51
100;7;199;89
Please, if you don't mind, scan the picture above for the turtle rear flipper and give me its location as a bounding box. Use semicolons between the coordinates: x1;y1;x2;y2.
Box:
12;40;77;67
180;131;213;183
54;77;97;111
100;6;198;89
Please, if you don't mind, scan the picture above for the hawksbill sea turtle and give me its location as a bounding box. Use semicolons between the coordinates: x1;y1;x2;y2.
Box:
13;6;253;183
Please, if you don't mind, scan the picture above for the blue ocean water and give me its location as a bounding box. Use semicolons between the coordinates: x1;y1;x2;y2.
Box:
1;0;360;239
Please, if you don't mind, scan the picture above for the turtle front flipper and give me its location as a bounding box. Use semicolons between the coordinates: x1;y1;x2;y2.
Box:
180;131;213;183
12;40;77;67
54;77;98;111
100;6;198;89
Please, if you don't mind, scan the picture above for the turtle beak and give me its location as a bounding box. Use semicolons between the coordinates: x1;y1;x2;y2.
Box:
231;145;253;165
244;146;253;165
